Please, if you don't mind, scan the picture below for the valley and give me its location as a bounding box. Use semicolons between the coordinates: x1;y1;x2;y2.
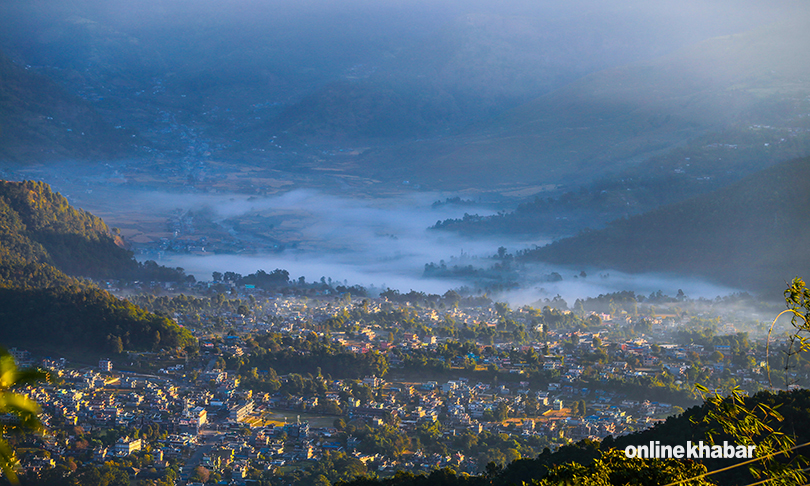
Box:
3;2;810;485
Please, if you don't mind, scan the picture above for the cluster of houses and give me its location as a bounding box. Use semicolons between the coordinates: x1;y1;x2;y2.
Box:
5;288;774;483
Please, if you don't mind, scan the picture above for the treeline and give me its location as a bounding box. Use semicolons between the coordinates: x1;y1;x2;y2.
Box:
378;289;492;309
131;292;251;316
0;286;195;353
423;260;519;287
214;269;291;289
212;269;370;297
230;333;388;379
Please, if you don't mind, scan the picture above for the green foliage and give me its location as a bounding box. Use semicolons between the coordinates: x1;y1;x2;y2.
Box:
0;287;195;353
0;180;195;354
694;385;807;484
240;268;290;288
0;180;133;279
233;333;388;381
0;180;187;283
775;277;810;388
532;448;712;486
0;347;48;484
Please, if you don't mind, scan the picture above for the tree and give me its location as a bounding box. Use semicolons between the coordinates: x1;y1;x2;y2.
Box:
0;347;47;483
312;475;331;486
493;401;510;422
107;335;123;354
694;384;807;484
694;277;810;485
190;466;211;483
416;420;442;444
534;448;712;485
524;395;539;417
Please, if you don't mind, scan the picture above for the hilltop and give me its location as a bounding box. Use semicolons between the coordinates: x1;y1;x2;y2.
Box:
521;156;810;293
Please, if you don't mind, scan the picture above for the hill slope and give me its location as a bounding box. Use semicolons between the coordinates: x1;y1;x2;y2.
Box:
522;156;810;292
0;180;139;280
359;12;810;188
0;51;128;161
0;0;795;174
0;180;194;355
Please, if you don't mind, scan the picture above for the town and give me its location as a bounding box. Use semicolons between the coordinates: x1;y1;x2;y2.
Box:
4;273;786;486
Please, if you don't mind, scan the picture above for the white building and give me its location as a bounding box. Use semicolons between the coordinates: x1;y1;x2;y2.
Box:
115;437;142;456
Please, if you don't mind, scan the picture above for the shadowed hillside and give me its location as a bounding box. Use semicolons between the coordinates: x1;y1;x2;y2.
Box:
522;156;810;292
360;12;810;188
0;51;129;161
0;180;195;355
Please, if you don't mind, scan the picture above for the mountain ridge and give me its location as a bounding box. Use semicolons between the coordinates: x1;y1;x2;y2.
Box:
358;12;810;189
0;51;130;162
521;156;810;292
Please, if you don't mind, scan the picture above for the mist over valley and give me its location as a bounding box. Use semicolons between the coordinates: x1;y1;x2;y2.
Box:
3;0;810;299
4;160;740;307
5;3;810;484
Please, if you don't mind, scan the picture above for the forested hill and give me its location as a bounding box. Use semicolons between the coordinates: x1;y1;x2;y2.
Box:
0;180;133;280
521;156;810;293
0;180;195;355
0;180;187;282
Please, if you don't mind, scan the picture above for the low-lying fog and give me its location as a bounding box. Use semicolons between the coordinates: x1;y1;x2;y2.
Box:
9;163;739;305
143;188;520;295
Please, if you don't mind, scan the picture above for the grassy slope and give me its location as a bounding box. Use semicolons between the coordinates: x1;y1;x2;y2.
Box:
523;156;810;292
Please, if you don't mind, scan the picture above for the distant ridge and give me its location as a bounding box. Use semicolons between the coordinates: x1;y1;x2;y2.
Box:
0;51;128;162
522;156;810;292
360;12;810;188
